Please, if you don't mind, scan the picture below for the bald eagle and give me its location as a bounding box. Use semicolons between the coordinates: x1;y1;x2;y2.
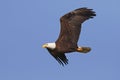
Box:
42;7;96;66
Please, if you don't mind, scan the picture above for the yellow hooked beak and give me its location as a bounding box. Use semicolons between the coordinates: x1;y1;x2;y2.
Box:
42;44;48;48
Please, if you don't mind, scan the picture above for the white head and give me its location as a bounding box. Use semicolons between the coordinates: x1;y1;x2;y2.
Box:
42;42;56;50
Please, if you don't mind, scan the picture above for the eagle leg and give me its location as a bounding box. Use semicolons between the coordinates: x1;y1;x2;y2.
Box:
76;46;91;53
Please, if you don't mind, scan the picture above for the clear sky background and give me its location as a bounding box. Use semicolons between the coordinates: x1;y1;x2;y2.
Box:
0;0;120;80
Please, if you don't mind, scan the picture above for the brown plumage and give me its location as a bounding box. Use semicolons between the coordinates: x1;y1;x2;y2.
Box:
43;7;96;66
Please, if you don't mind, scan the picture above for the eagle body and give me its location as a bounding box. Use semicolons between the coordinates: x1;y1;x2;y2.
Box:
42;8;96;66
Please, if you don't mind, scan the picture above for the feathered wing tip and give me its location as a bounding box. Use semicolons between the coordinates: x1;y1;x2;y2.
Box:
47;49;68;66
52;54;68;66
74;7;96;19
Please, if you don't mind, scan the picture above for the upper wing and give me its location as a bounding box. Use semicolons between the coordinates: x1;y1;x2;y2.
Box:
56;8;96;51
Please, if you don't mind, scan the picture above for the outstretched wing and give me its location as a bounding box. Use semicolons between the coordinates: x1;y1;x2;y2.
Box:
55;8;96;52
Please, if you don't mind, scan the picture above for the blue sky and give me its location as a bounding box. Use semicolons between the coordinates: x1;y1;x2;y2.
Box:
0;0;120;80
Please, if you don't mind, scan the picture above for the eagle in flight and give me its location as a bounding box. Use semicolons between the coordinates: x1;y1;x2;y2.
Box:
42;7;96;66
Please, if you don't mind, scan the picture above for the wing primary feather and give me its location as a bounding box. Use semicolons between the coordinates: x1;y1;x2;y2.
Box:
47;48;68;66
74;7;96;19
54;54;68;66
